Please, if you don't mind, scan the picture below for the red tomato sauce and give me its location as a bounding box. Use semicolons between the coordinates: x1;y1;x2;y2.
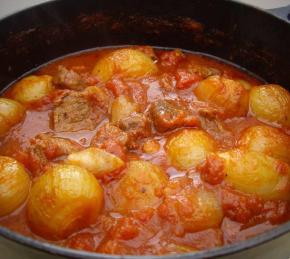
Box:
0;47;289;255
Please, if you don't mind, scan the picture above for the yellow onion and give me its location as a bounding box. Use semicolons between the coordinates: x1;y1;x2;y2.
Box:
113;160;168;214
92;48;157;82
111;95;139;125
67;147;125;178
181;189;223;232
11;75;54;105
239;125;290;164
249;84;290;127
220;149;290;200
0;156;30;217
162;184;223;232
194;75;249;118
166;129;216;170
27;164;103;240
0;98;25;136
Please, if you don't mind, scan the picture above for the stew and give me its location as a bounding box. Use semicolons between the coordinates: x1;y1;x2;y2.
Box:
0;46;289;255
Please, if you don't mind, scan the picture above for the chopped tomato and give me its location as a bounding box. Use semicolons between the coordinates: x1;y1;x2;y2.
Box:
198;154;225;185
175;69;203;89
159;50;185;68
66;232;98;252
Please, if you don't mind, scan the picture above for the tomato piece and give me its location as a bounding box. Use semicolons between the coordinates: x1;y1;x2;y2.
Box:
198;154;225;185
129;81;147;110
106;78;130;97
102;140;127;161
113;218;140;240
175;69;203;89
132;208;154;222
221;187;264;223
159;50;185;68
66;232;98;252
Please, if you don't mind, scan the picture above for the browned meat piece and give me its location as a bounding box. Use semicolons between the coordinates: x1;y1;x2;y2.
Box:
188;65;221;79
51;91;103;132
174;64;221;90
197;104;222;119
29;133;83;176
83;85;112;112
91;123;128;160
106;78;131;97
158;73;176;92
91;123;128;147
150;100;200;132
119;113;151;149
29;145;49;177
54;66;84;90
159;50;185;68
32;133;83;159
106;78;147;111
54;66;99;91
198;107;234;149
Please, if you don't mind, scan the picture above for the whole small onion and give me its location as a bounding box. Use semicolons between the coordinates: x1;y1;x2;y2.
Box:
10;75;54;105
27;164;103;240
0;156;30;217
0;98;25;136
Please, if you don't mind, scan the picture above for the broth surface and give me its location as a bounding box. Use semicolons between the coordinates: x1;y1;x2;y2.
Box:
0;46;289;255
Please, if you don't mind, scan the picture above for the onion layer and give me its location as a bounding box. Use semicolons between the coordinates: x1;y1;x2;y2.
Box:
27;164;103;240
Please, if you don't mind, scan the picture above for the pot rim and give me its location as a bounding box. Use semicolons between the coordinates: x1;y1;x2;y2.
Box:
1;221;290;258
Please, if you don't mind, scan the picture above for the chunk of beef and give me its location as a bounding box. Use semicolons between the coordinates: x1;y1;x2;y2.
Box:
175;64;221;90
29;145;48;177
150;100;199;132
197;104;222;119
91;123;128;147
54;66;83;90
54;65;99;91
52;91;103;132
198;107;234;149
188;65;221;79
158;73;176;92
91;123;128;159
119;113;151;149
106;78;131;97
159;50;185;68
83;85;112;112
126;81;148;111
29;133;83;176
106;78;148;111
32;133;83;159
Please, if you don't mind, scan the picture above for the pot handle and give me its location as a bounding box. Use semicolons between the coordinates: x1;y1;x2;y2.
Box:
267;5;290;22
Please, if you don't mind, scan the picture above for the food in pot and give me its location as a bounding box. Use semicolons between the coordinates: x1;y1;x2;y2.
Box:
27;164;103;240
10;75;54;105
92;48;157;81
0;46;289;255
0;156;30;217
0;98;25;136
249;84;290;127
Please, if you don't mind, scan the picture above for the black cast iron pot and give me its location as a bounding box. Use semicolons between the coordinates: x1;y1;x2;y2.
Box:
0;0;290;258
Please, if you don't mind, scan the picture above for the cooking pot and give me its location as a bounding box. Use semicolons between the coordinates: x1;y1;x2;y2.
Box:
0;0;290;258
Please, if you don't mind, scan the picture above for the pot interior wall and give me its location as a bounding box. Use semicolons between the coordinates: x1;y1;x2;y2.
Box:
0;0;289;89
